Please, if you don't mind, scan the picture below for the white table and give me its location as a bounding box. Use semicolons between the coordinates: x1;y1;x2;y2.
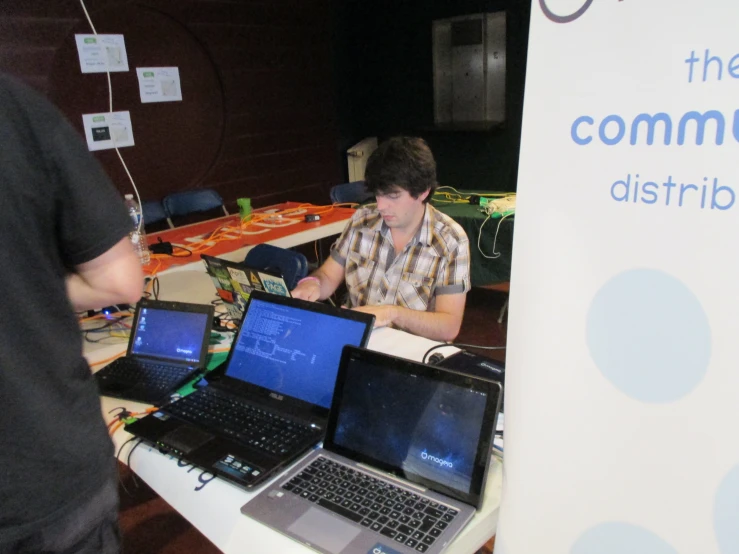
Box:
85;259;501;553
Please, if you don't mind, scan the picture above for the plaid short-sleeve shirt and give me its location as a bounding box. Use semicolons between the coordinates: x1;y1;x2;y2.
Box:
330;204;471;312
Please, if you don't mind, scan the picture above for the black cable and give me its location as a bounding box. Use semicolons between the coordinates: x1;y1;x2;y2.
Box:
126;438;144;489
83;317;130;343
153;276;159;300
172;245;193;257
422;342;506;364
115;436;139;496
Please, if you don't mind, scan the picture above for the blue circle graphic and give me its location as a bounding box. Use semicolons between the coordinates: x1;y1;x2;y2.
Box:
586;268;711;403
571;522;678;554
715;464;739;554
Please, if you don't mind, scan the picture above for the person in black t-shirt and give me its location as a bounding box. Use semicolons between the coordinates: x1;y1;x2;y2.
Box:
0;74;143;553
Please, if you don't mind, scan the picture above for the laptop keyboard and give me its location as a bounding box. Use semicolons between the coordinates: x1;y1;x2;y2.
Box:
282;457;459;553
96;358;193;398
165;387;315;456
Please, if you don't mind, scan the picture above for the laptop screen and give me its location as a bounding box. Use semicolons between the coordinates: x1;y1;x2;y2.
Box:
223;297;370;408
130;306;210;364
330;354;492;497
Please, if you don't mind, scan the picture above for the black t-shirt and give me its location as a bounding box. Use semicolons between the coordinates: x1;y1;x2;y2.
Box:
0;74;134;542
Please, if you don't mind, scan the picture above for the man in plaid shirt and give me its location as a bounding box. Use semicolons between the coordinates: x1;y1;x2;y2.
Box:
292;137;471;341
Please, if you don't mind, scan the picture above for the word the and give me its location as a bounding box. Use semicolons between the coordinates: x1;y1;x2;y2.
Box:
610;174;735;210
685;49;739;83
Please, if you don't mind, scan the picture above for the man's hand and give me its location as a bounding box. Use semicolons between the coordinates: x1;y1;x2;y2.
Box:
291;278;322;301
352;294;466;341
66;237;144;311
352;304;397;328
290;257;345;302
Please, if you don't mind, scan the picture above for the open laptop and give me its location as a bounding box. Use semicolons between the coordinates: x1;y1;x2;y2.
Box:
241;346;502;554
125;291;375;488
201;254;291;321
94;299;214;405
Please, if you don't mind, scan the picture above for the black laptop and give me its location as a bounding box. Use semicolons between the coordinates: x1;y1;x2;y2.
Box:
94;299;214;405
241;346;502;554
124;291;375;488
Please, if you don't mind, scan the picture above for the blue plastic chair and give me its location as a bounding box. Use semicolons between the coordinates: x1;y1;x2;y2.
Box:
163;189;228;227
329;180;374;205
141;200;171;228
244;244;309;291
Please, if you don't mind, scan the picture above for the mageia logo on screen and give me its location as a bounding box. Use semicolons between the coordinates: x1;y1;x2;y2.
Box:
539;0;623;23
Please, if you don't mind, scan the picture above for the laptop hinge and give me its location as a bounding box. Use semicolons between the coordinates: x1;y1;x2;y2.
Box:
356;463;427;493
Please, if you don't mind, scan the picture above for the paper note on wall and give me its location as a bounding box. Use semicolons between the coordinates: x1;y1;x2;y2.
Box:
82;111;135;151
75;34;129;73
136;67;183;103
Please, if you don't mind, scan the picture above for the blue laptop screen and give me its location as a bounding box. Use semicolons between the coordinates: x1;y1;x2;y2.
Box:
130;307;209;364
332;359;488;495
224;298;368;408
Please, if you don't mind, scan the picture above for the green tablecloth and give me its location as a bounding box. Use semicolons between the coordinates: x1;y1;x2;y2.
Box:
432;199;513;287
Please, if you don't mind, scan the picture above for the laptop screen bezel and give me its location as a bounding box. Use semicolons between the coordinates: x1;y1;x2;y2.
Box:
210;291;375;421
127;298;214;367
323;346;502;508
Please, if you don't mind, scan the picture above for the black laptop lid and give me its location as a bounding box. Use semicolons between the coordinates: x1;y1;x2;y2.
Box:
127;299;214;367
216;291;375;416
324;346;502;508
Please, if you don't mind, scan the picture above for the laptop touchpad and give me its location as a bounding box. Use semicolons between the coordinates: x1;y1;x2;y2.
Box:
160;425;213;454
288;508;360;553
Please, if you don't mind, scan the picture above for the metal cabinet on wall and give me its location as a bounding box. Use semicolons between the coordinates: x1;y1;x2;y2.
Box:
433;12;506;127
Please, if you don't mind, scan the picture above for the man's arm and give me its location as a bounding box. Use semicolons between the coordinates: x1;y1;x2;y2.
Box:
290;256;345;302
352;292;466;342
66;237;144;311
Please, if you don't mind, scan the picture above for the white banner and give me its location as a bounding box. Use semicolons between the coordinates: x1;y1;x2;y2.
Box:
497;1;739;553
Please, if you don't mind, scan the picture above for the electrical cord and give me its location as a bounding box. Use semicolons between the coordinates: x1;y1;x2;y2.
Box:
172;244;193;257
144;276;160;300
78;0;143;234
115;436;139;496
477;211;514;260
82;315;132;343
422;342;506;364
126;438;144;489
107;406;158;436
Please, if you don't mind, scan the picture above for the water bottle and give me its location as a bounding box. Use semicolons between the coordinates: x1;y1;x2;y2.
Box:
124;194;151;265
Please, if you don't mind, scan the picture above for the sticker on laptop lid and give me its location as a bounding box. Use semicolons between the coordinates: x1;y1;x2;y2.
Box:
368;543;403;554
258;272;289;296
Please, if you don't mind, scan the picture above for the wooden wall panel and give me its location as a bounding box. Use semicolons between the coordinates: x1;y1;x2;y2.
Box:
0;0;341;209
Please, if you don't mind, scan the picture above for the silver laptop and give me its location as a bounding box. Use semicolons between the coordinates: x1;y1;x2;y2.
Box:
241;346;502;554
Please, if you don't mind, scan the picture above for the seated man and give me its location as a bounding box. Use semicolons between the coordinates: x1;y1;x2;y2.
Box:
291;136;470;341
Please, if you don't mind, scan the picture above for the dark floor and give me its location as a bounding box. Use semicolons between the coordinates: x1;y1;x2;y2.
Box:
118;287;508;553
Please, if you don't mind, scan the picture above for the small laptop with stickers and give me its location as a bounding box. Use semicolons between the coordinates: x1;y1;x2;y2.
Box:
201;253;291;321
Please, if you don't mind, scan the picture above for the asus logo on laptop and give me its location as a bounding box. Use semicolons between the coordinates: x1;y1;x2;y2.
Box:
270;392;284;401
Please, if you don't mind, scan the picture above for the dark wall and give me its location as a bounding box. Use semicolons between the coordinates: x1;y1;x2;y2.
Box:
332;0;530;192
0;0;341;209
